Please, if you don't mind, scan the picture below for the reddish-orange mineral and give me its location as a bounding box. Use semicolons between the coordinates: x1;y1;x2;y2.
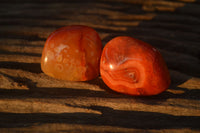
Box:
41;25;102;81
100;36;171;96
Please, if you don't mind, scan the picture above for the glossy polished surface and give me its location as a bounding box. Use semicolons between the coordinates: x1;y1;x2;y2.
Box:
41;25;102;81
100;36;171;96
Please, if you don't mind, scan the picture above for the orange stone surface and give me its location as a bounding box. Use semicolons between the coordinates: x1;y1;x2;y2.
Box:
41;25;102;81
100;36;171;96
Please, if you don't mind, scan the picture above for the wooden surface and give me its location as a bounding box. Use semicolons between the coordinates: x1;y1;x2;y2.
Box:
0;0;200;132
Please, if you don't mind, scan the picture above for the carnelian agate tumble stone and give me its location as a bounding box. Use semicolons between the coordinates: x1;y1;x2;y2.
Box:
100;36;170;96
41;25;102;81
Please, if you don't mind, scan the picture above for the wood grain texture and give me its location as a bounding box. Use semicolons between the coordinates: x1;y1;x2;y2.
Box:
0;0;200;132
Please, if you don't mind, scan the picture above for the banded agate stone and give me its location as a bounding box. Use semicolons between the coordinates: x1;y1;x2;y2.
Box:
41;25;102;81
100;36;170;96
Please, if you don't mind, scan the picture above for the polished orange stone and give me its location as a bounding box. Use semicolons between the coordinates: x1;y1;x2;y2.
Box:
41;25;102;81
100;36;171;96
